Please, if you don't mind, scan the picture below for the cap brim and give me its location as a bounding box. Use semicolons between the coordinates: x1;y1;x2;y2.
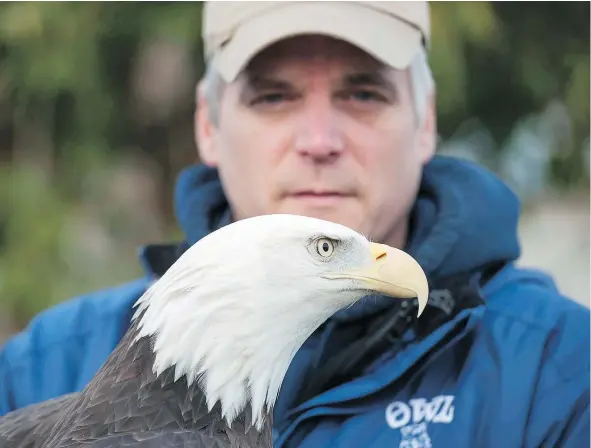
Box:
212;2;422;83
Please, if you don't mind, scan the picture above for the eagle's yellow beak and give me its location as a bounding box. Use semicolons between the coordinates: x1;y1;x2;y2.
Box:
325;243;429;317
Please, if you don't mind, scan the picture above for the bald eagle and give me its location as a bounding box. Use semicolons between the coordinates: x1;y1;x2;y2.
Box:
0;214;428;447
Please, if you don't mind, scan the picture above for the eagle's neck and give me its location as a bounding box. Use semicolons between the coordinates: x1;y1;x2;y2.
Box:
131;314;292;432
135;332;273;439
130;293;332;432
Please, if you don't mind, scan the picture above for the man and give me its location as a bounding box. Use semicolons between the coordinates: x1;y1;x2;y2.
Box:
1;2;589;447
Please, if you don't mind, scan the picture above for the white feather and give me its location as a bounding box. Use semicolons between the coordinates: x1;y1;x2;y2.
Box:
133;214;373;431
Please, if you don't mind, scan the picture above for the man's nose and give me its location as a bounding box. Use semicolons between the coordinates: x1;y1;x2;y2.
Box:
293;97;345;163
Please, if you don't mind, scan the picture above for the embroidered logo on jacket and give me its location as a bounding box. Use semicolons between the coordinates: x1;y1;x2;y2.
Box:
385;395;455;448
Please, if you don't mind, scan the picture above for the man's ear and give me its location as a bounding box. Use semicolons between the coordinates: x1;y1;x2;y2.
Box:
195;81;218;167
416;91;437;165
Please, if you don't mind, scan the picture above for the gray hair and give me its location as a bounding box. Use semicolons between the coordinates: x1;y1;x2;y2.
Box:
201;47;435;127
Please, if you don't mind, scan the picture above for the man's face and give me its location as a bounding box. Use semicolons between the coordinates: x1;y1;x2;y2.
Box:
197;36;436;248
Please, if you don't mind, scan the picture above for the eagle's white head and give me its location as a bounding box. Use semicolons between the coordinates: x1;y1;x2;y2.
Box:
133;214;428;431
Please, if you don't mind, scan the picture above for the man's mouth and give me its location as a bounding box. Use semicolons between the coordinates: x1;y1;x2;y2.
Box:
292;191;345;197
286;191;354;206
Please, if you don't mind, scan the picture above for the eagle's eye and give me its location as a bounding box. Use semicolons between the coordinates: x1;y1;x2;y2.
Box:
316;238;335;258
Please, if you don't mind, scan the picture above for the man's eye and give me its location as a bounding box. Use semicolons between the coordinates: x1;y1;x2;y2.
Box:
342;90;387;103
251;93;290;105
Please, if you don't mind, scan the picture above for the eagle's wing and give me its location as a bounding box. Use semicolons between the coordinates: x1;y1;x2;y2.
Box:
39;320;273;448
47;423;271;448
0;392;79;448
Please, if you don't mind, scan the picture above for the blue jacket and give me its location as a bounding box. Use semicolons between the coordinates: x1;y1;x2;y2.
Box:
1;156;589;447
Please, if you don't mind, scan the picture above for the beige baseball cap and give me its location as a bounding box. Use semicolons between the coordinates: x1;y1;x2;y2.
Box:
202;1;430;83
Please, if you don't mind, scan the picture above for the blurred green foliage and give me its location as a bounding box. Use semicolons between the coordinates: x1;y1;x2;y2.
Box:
0;2;589;331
